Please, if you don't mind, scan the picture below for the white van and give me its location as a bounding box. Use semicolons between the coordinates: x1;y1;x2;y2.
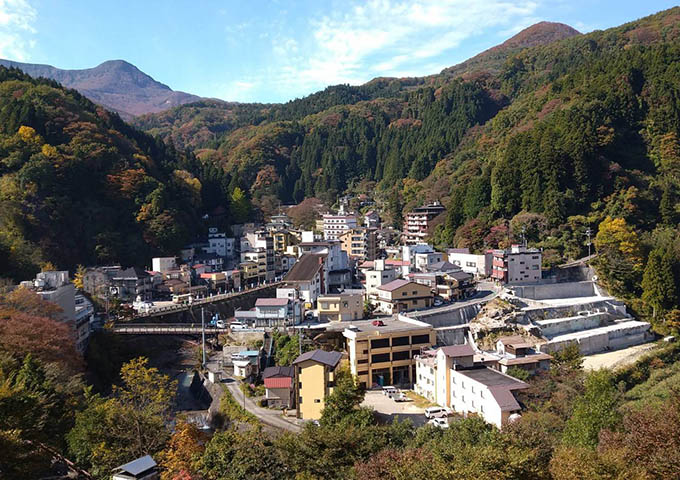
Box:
425;406;451;419
382;386;397;396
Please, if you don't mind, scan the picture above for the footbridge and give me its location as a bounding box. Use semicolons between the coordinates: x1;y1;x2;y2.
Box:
134;282;283;321
112;323;231;335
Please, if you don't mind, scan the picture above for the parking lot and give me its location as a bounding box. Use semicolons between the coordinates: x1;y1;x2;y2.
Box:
361;390;429;426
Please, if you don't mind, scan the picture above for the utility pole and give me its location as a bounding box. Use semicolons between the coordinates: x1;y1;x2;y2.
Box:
584;227;592;258
201;307;206;369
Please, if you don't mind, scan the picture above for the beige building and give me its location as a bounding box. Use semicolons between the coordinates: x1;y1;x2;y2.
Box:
341;316;435;389
370;279;433;314
338;227;377;261
317;292;364;322
293;350;344;420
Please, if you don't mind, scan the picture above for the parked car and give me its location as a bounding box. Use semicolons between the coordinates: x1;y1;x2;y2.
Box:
425;406;452;419
428;417;449;429
215;319;226;328
392;391;407;402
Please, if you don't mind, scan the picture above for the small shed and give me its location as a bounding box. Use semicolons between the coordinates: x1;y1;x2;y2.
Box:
112;455;158;480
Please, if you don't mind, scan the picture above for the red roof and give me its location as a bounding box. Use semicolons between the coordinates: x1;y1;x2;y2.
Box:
264;377;292;389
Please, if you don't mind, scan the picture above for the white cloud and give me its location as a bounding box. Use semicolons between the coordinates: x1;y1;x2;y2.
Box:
260;0;545;98
0;0;36;61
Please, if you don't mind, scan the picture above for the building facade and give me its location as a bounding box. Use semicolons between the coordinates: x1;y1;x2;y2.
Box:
342;316;435;389
294;350;343;420
322;208;358;240
317;292;364;322
402;202;445;245
446;248;493;277
370;279;433;314
338;227;377;261
491;245;542;284
414;345;529;429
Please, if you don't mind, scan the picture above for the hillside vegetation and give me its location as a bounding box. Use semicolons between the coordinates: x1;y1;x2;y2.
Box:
0;67;223;280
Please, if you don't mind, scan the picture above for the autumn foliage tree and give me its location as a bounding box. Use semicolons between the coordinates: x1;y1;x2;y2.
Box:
0;288;81;371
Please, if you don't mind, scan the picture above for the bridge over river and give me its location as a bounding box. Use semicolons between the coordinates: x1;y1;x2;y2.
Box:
112;323;232;335
133;282;282;322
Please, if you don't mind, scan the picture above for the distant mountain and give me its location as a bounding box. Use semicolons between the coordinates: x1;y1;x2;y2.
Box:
0;59;201;118
440;21;581;78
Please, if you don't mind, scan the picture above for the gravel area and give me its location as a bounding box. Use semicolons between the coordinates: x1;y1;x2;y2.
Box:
361;390;428;426
582;342;658;371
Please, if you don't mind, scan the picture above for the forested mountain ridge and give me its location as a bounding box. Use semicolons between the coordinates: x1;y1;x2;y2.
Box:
135;8;680;222
133;21;578;152
0;59;201;119
0;67;218;280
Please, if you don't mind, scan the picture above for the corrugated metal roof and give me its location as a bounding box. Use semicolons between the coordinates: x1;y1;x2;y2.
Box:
115;455;157;475
264;377;292;389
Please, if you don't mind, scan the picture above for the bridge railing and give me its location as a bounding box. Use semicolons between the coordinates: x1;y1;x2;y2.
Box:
133;282;283;318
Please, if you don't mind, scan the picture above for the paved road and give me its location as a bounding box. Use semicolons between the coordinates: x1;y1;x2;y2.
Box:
407;282;500;318
222;376;302;432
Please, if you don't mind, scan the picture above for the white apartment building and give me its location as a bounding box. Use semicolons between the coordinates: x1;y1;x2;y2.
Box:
152;257;177;273
415;345;529;429
446;248;493;278
241;231;275;281
323;206;358;240
363;259;398;296
491;245;542;284
413;251;443;272
402;202;445;245
22;271;93;355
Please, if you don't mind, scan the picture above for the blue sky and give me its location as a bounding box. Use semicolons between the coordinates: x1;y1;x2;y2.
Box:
0;0;677;103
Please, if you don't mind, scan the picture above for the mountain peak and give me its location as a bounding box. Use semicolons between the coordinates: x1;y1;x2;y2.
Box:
501;21;581;49
0;58;200;118
441;21;580;78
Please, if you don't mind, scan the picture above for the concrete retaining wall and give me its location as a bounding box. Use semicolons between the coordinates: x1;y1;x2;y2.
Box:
524;299;627;322
536;313;608;337
434;325;468;345
511;281;597;300
538;321;652;355
408;303;480;328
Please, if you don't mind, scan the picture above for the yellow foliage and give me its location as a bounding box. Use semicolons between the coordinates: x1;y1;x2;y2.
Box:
41;144;58;158
17;125;43;146
594;216;643;270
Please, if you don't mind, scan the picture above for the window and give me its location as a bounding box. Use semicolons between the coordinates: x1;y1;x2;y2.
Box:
480;390;484;399
358;359;368;364
314;399;321;403
299;396;303;404
480;405;484;413
452;376;456;384
392;351;409;361
412;334;430;344
402;291;407;296
371;353;390;363
298;382;302;388
371;338;390;349
358;371;368;376
392;336;409;346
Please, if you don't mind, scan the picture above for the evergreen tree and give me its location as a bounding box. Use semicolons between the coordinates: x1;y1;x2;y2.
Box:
642;246;678;318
